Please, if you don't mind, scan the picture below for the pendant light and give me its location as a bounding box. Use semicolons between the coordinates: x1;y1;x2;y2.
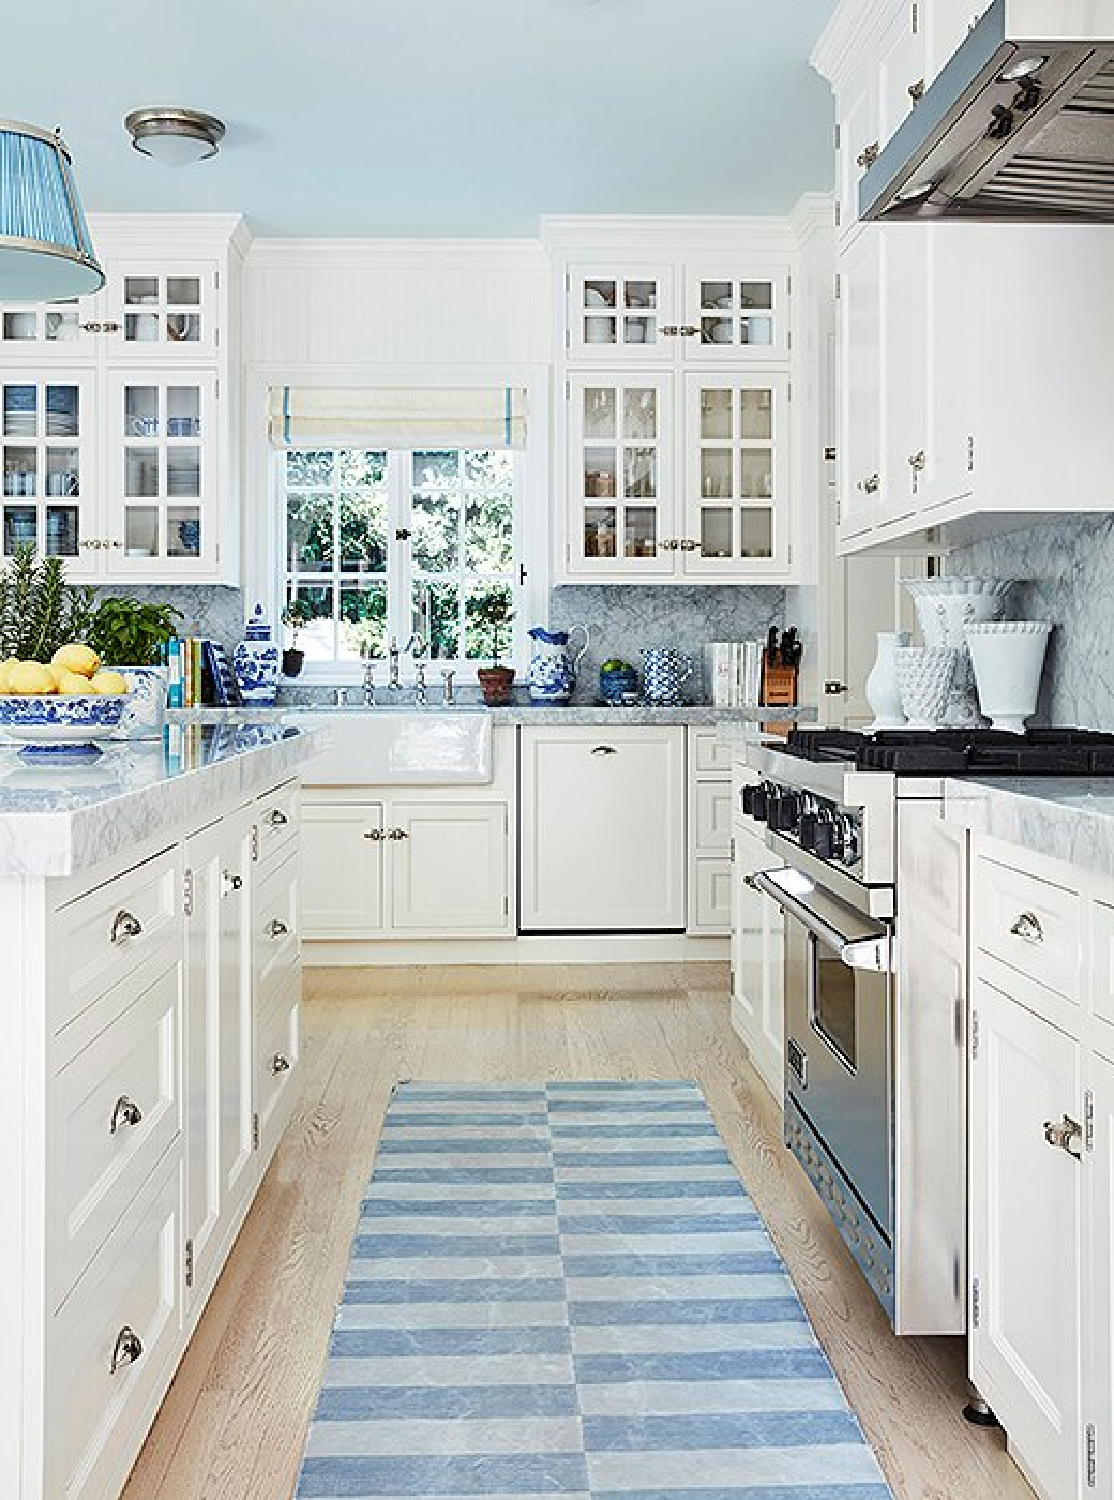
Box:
0;120;104;300
124;108;225;168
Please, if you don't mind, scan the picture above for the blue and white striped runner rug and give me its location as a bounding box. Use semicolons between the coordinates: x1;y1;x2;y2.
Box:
296;1081;892;1500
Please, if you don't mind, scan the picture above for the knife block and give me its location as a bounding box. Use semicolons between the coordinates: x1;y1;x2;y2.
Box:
761;655;798;708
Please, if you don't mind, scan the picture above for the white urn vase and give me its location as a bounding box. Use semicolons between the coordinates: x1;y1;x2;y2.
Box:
901;576;1014;725
864;630;910;731
965;621;1052;733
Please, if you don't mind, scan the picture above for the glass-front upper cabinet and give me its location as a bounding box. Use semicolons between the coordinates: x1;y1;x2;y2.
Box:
0;298;96;358
681;266;791;360
1;373;96;576
566;266;675;362
101;262;219;359
104;371;216;574
681;373;790;576
567;372;675;575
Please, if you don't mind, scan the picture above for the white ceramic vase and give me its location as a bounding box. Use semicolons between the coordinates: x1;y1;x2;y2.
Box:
864;630;910;730
894;646;959;729
901;576;1014;725
964;621;1052;733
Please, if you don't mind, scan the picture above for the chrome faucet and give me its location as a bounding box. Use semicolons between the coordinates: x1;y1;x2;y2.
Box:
362;655;376;706
413;660;428;707
387;636;401;690
440;668;455;707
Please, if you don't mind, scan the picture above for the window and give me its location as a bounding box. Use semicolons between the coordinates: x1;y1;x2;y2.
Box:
282;447;519;670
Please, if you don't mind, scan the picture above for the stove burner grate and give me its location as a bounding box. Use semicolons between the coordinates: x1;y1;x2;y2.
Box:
782;726;1114;776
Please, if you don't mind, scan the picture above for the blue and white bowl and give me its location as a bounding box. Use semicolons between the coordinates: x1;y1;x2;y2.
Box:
0;693;128;755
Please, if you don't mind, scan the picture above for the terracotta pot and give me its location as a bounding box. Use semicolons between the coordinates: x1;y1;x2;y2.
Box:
477;665;515;706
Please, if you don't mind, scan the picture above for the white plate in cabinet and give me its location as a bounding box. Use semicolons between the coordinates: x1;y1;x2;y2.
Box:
55;847;180;1034
253;855;300;1006
50;952;181;1310
974;855;1083;1004
300;799;385;937
255;780;299;873
47;1153;181;1500
389;801;511;934
255;978;300;1156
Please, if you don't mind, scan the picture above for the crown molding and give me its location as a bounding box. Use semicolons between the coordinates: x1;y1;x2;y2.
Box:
86;211;249;257
540;213;801;256
245;237;548;272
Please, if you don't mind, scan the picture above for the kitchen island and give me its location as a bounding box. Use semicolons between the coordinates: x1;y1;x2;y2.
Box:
0;719;324;1500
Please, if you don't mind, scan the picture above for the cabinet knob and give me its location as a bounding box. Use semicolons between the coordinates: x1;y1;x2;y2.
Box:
109;1326;144;1375
267;808;288;827
908;78;925;104
591;745;619;756
856;141;880;169
661;325;680;337
110;909;143;944
271;1052;291;1075
222;870;243;893
1009;910;1043;943
109;1094;143;1134
1042;1114;1083;1159
267;918;289;938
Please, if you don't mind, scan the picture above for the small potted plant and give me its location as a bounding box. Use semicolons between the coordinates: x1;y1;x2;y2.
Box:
87;595;182;738
281;599;313;678
471;589;516;707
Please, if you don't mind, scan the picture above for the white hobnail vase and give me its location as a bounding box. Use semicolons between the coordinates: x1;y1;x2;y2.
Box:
863;631;910;731
894;646;959;729
901;576;1014;726
965;622;1052;733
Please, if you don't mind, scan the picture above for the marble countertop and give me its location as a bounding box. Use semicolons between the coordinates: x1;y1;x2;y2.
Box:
172;704;817;727
0;721;326;879
945;776;1114;884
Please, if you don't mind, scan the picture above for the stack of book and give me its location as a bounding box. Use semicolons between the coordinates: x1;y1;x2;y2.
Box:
704;642;764;707
164;638;240;708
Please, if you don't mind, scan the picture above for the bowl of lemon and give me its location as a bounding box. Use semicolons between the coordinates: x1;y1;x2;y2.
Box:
0;645;131;758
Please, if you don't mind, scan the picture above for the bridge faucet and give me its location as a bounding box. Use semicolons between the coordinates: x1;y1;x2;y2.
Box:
387;636;401;689
413;660;428;707
440;668;455;707
362;656;376;706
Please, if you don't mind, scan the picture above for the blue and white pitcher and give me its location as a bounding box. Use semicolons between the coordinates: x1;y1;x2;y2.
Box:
642;646;694;706
527;625;589;705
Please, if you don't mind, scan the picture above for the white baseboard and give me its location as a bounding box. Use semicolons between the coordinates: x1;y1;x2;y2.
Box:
303;933;731;966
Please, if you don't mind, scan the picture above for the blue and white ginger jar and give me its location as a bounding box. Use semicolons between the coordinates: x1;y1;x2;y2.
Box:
233;603;281;706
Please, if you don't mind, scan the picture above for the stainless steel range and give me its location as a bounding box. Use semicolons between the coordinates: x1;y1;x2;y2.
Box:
742;726;1114;1336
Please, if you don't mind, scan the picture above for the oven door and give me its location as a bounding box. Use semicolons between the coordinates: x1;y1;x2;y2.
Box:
748;866;893;1239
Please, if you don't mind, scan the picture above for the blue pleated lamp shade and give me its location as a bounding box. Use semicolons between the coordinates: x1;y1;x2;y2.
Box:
0;122;105;300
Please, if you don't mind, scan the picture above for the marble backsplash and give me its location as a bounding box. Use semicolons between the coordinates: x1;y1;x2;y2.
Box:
949;513;1114;730
90;585;246;654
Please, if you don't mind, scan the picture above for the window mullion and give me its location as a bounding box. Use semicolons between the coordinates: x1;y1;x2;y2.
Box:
388;450;410;648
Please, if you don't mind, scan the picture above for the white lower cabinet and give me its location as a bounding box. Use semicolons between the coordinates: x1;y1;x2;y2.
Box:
519;725;685;931
730;795;784;1101
301;800;385;935
688;730;732;936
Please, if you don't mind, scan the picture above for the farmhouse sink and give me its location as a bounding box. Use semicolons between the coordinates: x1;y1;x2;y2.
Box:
287;709;492;785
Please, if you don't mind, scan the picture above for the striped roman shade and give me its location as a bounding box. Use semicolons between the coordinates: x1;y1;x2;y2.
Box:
268;386;528;450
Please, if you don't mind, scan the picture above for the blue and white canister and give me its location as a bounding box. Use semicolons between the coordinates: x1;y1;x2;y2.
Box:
233;602;281;705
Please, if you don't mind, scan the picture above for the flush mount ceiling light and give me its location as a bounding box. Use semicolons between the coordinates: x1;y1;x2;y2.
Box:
0;120;104;299
124;107;225;167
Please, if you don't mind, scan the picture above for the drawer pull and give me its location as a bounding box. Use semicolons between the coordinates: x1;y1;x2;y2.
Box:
267;918;289;939
110;909;143;944
363;828;384;841
591;745;618;756
1009;910;1044;943
1043;1114;1083;1159
271;1052;291;1075
387;826;410;840
109;1095;143;1134
266;808;289;827
222;871;243;893
109;1325;144;1375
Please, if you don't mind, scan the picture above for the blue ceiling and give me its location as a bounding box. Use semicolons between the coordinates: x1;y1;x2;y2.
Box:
4;0;838;237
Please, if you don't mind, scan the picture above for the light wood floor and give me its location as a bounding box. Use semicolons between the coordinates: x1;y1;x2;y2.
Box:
122;963;1033;1500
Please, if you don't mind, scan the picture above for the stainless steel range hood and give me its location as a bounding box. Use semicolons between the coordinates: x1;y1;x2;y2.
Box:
860;0;1114;222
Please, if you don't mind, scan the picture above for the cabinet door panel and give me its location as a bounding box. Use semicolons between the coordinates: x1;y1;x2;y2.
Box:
1090;1050;1114;1500
566;265;675;362
220;812;254;1229
880;227;925;525
682;264;790;361
731;817;784;1100
1;368;98;577
970;980;1082;1500
838;76;878;236
838;231;882;537
390;802;510;934
101;260;219;359
183;820;223;1310
923;227;977;509
300;801;385;937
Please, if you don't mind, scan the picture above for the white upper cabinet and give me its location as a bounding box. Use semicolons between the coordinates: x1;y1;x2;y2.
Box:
567;265;674;361
1;371;97;576
104;262;220;360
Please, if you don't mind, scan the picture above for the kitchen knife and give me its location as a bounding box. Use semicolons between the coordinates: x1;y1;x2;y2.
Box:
766;626;780;665
782;627;801;666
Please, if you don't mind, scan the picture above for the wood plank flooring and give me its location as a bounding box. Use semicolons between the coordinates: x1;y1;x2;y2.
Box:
122;963;1034;1500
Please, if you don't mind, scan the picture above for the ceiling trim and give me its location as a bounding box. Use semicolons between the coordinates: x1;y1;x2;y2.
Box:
245;237;548;270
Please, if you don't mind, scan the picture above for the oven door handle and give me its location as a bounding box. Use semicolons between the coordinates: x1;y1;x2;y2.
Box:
745;869;893;974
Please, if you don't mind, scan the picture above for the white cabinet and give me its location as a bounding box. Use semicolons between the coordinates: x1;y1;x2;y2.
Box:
730;767;784;1099
519;725;685;931
0;371;97;575
1091;1051;1114;1500
301;800;385;936
688;729;732;936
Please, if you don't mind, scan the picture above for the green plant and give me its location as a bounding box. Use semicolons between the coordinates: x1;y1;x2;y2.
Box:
88;596;182;666
469;588;514;666
281;598;314;648
0;544;96;661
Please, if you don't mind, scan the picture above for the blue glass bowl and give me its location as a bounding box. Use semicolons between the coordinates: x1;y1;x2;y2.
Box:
599;666;639;704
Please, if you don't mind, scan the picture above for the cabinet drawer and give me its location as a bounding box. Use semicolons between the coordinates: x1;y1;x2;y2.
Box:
974;855;1083;1002
254;854;300;1007
56;848;181;1033
48;1153;181;1500
51;953;182;1308
694;780;732;854
255;780;299;873
692;856;731;935
1092;900;1114;1039
692;730;731;774
256;979;300;1154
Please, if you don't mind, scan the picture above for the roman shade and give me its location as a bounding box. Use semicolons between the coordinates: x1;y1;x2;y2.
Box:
268;386;528;450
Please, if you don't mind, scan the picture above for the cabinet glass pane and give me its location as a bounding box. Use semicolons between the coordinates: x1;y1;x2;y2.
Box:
584;446;617;498
701;281;734;310
45;506;78;556
167;387;201;437
414;580;460;659
340;583;388;660
624;506;657;558
624;280;657;309
168;507;201;558
124;312;160;343
287;494;333;573
585;280;617;308
623;388;657;440
340;492;388;571
2;312;37;341
584;315;616;346
584;506;617;557
624;447;656;500
124;506;160;556
3;384;36;437
700;389;732;440
45;385;78;437
700;508;733;559
411;490;460;571
167;277;201;305
701;317;734;346
701;449;733;499
125;448;159;497
3;506;37;550
740;450;773;498
739;508;773;558
740;281;773;309
740;316;773;346
623;316;655;346
740;389;772;440
166;312;200;344
4;447;36;495
167;446;200;498
583;388;616;440
44;306;79;342
45;447;79;497
124;277;159;305
125;386;159;437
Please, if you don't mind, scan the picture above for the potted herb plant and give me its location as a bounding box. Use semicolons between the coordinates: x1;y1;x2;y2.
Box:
0;543;96;662
281;599;313;678
87;595;182;738
471;589;516;707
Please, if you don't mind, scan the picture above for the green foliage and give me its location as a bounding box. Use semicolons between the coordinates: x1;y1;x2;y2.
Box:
88;596;182;666
281;598;314;647
468;587;514;665
0;544;97;661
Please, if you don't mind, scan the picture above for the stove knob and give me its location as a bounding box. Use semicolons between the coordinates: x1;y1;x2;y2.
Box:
799;810;818;853
811;815;836;860
768;791;800;834
748;783;769;822
837;815;860;865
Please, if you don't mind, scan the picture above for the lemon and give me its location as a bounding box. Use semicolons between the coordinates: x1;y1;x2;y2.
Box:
90;670;130;695
51;643;100;678
57;670;96;695
8;661;57;695
0;657;18;693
